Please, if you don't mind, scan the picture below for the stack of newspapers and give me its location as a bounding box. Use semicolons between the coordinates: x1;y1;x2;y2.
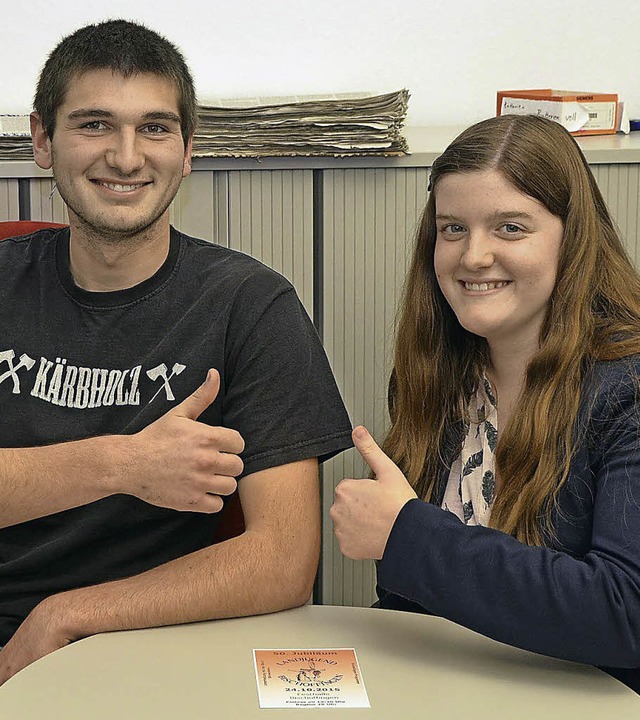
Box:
193;90;410;158
0;116;32;160
0;89;410;161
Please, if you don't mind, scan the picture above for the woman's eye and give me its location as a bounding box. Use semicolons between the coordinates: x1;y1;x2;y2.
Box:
500;223;525;237
440;224;465;235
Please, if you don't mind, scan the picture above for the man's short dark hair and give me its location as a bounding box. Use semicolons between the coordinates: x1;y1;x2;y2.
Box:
34;19;197;147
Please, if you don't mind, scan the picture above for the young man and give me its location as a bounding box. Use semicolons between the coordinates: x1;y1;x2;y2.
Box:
0;20;352;684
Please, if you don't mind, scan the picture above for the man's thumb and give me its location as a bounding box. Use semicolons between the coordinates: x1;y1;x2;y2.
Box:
173;369;220;420
353;426;399;479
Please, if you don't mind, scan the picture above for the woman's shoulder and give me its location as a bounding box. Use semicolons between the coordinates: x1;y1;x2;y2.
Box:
587;354;640;389
581;354;640;424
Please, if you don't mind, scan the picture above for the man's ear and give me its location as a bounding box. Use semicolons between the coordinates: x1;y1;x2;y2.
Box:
182;134;193;177
30;112;53;170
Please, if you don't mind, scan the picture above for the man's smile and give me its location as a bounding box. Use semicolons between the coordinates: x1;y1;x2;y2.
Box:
91;179;152;193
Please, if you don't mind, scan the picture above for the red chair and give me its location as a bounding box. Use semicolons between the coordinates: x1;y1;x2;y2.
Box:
0;220;67;240
214;491;245;542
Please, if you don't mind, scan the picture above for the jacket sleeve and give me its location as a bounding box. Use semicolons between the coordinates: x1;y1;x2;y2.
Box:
376;360;640;668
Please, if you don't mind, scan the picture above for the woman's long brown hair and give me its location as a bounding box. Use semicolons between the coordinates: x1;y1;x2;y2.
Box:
383;115;640;545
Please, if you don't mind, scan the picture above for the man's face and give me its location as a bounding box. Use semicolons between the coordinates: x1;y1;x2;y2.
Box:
31;69;192;240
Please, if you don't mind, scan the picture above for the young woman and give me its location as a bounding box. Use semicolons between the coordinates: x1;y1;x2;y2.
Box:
330;114;640;693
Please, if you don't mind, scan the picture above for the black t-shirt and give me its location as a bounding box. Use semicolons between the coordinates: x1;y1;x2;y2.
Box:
0;227;352;643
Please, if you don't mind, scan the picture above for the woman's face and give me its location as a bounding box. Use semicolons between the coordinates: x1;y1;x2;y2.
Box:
433;170;563;354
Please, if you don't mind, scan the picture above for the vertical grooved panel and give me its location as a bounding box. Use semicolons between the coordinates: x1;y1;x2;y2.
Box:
215;172;231;246
227;170;313;317
0;180;19;220
625;166;639;264
170;171;228;245
591;164;640;266
321;167;429;608
28;179;69;223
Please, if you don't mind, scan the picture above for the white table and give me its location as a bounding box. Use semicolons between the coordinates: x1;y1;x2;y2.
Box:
0;605;636;719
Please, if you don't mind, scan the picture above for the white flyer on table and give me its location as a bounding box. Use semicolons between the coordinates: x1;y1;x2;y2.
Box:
253;648;370;709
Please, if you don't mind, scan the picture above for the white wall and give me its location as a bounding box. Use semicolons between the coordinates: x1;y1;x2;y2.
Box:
3;0;640;127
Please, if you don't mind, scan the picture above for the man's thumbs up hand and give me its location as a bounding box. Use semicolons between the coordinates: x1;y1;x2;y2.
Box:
330;426;417;560
120;369;244;513
170;368;220;421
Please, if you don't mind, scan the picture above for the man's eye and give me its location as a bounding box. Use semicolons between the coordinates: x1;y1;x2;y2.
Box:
81;121;107;131
143;124;167;134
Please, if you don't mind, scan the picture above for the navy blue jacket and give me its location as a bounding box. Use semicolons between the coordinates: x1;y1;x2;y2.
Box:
376;357;640;693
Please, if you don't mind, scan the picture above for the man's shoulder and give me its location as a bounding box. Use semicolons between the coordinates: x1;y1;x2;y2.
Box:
175;229;294;293
0;228;59;254
0;228;60;273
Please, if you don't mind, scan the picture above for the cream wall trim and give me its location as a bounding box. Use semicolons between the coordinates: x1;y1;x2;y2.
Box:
321;167;429;607
0;180;19;221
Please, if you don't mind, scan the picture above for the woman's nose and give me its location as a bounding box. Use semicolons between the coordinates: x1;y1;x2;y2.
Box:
460;232;495;269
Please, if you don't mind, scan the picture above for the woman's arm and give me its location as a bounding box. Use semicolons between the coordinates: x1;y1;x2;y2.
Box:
376;361;640;668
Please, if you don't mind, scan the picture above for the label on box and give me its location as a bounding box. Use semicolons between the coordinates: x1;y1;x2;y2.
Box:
580;102;617;131
253;648;370;709
500;97;616;133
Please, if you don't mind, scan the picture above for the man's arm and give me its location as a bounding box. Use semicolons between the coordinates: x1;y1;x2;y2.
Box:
0;370;242;529
0;457;319;685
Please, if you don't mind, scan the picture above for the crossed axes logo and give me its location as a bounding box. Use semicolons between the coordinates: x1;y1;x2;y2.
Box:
146;362;186;403
0;350;36;394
